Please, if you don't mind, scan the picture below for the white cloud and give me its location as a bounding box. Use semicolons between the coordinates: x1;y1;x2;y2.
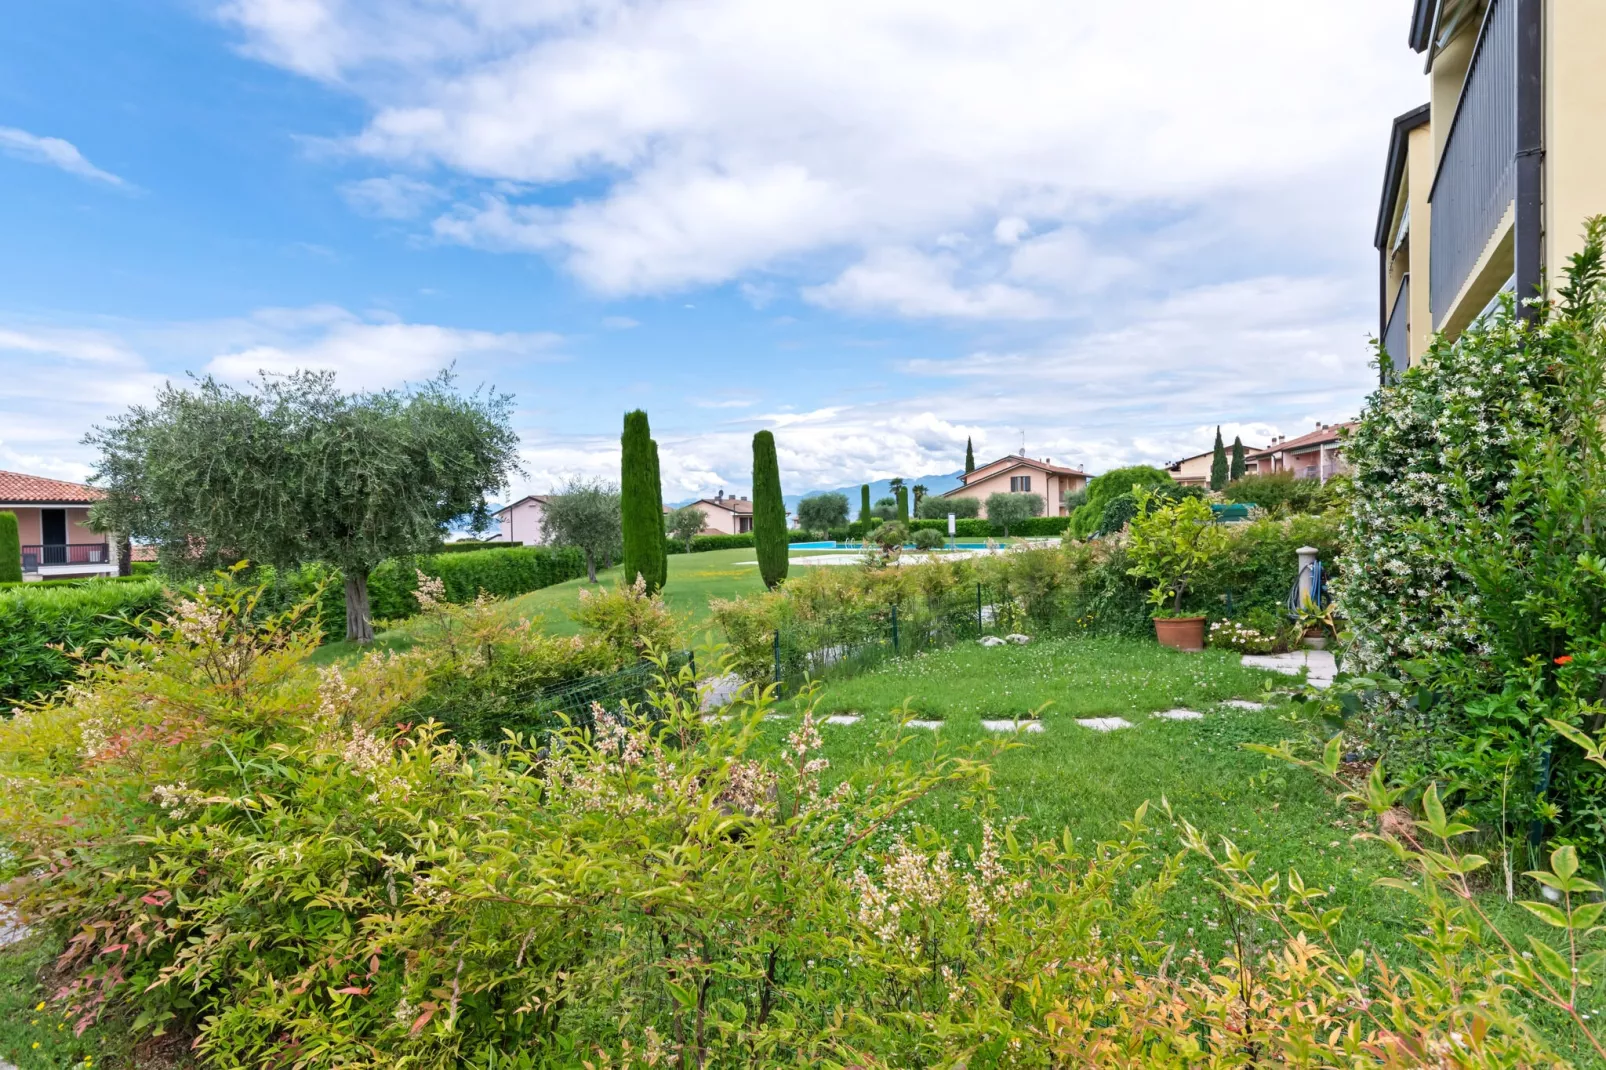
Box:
220;0;1423;304
804;248;1055;320
341;173;441;218
0;127;126;186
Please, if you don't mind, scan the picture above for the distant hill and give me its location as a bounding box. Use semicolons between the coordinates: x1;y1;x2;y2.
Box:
782;471;965;514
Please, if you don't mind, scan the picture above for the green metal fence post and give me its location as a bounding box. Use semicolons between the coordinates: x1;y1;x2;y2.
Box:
976;582;983;635
773;629;782;685
891;604;899;653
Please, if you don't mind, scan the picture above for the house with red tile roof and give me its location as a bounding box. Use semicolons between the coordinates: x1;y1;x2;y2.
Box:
1243;423;1356;483
0;470;121;580
940;454;1088;518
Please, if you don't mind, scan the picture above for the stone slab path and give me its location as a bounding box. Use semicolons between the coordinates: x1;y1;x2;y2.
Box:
1220;699;1267;711
1076;717;1133;732
1155;708;1204;721
1241;650;1337;688
823;714;861;726
981;719;1045;733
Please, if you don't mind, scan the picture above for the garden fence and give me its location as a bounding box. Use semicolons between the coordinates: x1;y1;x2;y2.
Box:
454;650;697;740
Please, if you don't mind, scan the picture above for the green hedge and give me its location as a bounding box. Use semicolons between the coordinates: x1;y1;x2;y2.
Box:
0;575;155;591
0;579;169;704
432;540;524;554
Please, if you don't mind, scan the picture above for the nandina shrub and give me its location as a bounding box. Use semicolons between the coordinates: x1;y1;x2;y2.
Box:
1;576;1601;1066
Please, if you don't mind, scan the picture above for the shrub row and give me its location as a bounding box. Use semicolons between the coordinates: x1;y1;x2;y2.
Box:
836;516;1071;539
0;579;169;704
432;540;524;554
0;575;153;591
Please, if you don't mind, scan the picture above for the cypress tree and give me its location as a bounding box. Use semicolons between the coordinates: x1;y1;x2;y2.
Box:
1209;426;1229;490
965;437;975;473
648;438;668;590
0;511;20;583
620;409;661;591
896;485;909;520
859;484;871;527
751;430;788;589
1230;436;1246;482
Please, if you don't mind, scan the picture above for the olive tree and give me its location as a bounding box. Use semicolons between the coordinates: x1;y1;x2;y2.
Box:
666;505;708;553
796;492;849;535
984;492;1043;537
87;371;519;643
543;477;624;583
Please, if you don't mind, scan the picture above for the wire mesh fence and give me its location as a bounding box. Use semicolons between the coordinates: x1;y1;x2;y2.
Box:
470;650;697;740
770;582;1040;695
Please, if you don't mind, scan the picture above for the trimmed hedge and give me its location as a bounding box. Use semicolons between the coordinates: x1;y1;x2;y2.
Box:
0;575;156;591
846;516;1071;539
433;540;524;554
0;579;169;704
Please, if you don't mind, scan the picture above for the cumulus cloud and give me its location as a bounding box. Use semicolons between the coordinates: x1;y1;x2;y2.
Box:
341;173;442;218
0;127;126;186
219;0;1422;305
804;248;1055;320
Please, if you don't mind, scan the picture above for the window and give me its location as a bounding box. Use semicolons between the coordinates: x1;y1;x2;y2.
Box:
1009;475;1032;492
738;515;753;533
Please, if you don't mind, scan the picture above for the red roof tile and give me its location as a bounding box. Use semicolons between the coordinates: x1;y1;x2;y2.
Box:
1245;423;1356;459
0;470;104;505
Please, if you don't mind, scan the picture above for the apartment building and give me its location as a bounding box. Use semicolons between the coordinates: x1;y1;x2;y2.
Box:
941;454;1087;518
1375;0;1606;375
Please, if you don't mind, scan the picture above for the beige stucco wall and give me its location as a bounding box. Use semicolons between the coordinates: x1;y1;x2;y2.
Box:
1169;454;1213;485
1544;0;1606;288
2;507;98;545
946;467;1086;518
689;502;751;535
1406;123;1436;364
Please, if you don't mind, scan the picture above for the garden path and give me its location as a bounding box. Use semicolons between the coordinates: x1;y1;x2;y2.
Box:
1241;649;1336;688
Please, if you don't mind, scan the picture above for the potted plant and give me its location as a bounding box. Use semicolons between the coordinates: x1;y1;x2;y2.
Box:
1126;487;1228;651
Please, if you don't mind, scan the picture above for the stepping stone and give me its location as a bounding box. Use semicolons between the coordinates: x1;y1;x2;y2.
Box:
1241;651;1337;689
1220;699;1265;711
981;719;1044;733
1076;717;1133;732
824;714;861;726
699;672;744;711
907;720;943;730
1004;633;1032;645
978;636;1007;647
1154;709;1204;721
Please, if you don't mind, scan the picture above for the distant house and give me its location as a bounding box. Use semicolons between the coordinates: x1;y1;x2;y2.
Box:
940;454;1088;518
493;495;552;544
0;470;121;580
1166;444;1265;487
675;491;755;535
1244;423;1355;482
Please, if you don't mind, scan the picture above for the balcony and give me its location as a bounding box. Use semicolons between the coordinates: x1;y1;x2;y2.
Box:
22;543;111;573
1428;0;1516;326
1382;275;1410;369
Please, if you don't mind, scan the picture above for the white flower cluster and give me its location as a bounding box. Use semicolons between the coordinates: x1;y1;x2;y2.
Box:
1207;619;1278;655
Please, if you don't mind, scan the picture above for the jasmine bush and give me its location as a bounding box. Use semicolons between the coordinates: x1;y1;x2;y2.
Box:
1;577;1599;1066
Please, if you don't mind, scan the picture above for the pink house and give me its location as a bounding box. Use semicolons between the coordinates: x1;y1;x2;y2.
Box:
940;454;1088;518
0;470;120;580
493;495;552;545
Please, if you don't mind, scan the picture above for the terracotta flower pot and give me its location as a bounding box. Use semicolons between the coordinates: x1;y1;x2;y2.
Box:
1153;616;1207;652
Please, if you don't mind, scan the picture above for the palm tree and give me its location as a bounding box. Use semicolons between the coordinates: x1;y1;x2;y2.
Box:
912;484;928;510
888;477;905;492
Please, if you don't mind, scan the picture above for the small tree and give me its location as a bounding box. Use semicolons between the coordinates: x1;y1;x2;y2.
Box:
917;495;978;520
1125;486;1228;617
895;485;909;521
620;410;666;593
666;505;707;553
751;430;788;589
859;484;871;527
1230;436;1247;481
648;439;668;590
542;477;623;583
984;492;1042;536
871;496;899;521
1209;426;1228;491
0;511;21;583
965;437;975;473
797;492;849;535
87;371;519;643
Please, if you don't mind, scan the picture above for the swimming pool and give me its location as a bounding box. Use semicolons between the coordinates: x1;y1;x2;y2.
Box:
788;540;997;551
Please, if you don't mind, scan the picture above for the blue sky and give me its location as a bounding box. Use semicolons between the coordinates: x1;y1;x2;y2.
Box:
0;0;1425;501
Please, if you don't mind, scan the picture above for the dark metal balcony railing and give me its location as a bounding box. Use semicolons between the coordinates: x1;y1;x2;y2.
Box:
1429;0;1517;326
21;543;111;572
1383;275;1410;368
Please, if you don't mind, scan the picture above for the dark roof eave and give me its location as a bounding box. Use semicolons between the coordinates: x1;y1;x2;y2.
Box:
1374;103;1432;250
1409;0;1437;52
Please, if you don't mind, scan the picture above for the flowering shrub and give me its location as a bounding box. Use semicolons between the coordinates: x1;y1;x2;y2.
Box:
1339;219;1606;860
0;576;1602;1065
1207;618;1281;654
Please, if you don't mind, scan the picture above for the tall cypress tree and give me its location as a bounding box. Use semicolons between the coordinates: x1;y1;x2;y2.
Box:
1230;436;1246;482
0;511;21;584
896;485;909;521
1209;426;1229;491
648;438;668;590
751;430;788;589
620;410;661;591
965;437;975;473
859;484;871;527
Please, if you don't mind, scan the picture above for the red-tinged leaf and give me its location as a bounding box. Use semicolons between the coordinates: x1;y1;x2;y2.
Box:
368;955;380;978
98;944;129;958
410;1005;437;1036
332;986;369;996
141;891;172;906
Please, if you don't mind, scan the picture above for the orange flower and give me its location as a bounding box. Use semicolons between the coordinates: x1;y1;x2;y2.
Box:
1555;655;1574;665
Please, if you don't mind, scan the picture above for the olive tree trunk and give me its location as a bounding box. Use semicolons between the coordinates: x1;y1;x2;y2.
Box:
584;548;598;584
344;568;375;643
